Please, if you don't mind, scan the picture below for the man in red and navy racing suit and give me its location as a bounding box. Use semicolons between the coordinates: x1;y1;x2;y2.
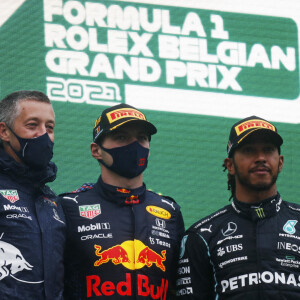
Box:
61;104;185;299
176;116;300;299
0;91;65;300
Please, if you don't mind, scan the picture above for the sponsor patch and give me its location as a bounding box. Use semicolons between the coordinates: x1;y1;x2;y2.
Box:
86;273;168;298
0;190;19;203
283;220;298;234
221;271;300;292
78;222;110;232
79;204;101;219
221;222;237;236
3;204;28;213
146;206;171;219
0;240;35;282
107;108;146;124
235;119;275;136
93;240;166;271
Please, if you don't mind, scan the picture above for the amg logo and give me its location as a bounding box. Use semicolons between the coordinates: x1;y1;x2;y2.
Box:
78;223;110;232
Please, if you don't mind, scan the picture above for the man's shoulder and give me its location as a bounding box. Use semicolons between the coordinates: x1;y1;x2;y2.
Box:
60;183;96;196
60;183;96;204
188;204;231;233
145;189;181;209
283;200;300;213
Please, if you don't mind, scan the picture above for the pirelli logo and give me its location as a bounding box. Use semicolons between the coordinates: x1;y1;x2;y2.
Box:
235;119;275;136
107;108;146;124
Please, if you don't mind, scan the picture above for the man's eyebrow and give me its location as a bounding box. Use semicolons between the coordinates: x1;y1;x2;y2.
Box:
24;117;55;124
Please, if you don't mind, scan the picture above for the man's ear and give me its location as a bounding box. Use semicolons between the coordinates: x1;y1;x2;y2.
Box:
278;155;284;173
224;157;235;175
91;142;102;160
0;122;11;142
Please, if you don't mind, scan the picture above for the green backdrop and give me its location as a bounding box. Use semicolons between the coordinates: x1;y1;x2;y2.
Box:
0;0;299;228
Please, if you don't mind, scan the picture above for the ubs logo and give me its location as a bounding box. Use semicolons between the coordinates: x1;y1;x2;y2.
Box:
221;222;237;236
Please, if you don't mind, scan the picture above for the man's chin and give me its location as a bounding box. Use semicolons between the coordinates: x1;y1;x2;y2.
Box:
249;181;275;192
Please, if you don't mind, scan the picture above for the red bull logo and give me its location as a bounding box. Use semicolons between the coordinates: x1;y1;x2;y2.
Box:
125;195;139;205
94;245;130;266
137;246;166;271
116;188;130;193
86;273;168;299
94;240;166;272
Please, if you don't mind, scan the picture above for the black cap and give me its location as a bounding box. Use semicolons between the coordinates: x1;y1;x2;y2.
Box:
93;104;157;143
227;116;283;157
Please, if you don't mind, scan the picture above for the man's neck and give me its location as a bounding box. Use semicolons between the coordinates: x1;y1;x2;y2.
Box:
100;168;144;189
235;185;278;204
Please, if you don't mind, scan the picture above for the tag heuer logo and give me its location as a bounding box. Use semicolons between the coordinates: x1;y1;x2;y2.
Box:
0;190;19;203
79;204;101;219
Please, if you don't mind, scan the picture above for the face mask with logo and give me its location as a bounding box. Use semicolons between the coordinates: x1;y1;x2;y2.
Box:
99;141;149;179
8;128;54;169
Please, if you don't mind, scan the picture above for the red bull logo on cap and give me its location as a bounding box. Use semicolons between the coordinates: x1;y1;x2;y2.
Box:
235;119;275;136
107;108;146;124
94;240;166;272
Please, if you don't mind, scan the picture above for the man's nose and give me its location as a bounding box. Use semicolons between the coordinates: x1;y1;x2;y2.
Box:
255;150;267;162
35;126;47;137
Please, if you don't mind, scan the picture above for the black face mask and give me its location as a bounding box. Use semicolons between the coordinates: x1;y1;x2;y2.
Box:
8;128;54;169
99;141;149;179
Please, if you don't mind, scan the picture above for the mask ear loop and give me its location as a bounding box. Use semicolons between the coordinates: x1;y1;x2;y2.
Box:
4;124;20;155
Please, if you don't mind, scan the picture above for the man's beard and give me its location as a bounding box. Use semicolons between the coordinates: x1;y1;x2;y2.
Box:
233;161;280;192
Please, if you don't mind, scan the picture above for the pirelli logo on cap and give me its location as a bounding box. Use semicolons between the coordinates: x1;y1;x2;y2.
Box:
107;108;146;124
235;119;275;136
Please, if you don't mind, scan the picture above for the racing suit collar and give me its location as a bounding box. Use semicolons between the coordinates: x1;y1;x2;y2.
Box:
97;176;146;205
232;193;282;221
0;147;57;191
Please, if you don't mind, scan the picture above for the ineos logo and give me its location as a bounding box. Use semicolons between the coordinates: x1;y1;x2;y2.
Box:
221;222;237;236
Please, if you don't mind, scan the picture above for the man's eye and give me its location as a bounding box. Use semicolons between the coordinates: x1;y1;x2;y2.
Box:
139;135;148;141
242;147;253;154
115;135;127;140
27;123;37;127
264;146;275;153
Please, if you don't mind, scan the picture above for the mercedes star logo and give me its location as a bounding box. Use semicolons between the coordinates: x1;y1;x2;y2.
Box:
221;222;237;236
